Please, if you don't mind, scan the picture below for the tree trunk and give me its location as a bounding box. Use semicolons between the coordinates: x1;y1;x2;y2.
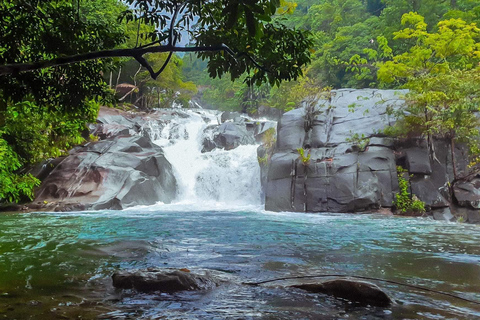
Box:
116;67;121;87
425;108;434;159
451;0;457;9
450;133;457;181
109;71;113;88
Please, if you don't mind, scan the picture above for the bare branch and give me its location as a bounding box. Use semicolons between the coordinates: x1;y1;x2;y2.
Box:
0;45;237;76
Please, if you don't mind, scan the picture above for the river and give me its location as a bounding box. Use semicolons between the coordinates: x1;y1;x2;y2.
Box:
1;207;480;319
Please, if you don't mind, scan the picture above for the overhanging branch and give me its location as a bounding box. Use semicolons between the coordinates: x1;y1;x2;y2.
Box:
0;44;237;76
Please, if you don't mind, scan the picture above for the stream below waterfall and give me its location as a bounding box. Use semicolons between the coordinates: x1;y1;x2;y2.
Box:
1;209;480;319
1;110;480;319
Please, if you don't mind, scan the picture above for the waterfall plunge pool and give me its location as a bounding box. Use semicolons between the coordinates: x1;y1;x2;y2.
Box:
1;207;480;319
2;110;480;318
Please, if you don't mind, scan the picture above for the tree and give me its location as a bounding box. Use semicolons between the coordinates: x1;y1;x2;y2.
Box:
0;0;313;203
0;0;313;87
377;13;480;178
0;0;127;203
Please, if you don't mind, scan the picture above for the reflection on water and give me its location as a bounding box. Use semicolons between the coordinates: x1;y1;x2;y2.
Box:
1;208;480;319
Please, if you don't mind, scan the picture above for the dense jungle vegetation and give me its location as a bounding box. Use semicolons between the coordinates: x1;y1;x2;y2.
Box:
1;0;480;203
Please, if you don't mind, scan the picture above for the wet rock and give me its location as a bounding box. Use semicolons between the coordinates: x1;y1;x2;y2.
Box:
265;90;405;212
452;206;480;223
24;157;65;181
276;108;305;151
292;278;392;307
112;269;219;293
201;137;217;153
410;177;450;208
431;207;455;222
254;104;283;121
406;148;432;175
220;111;242;123
254;121;277;143
453;181;480;209
264;89;475;213
35;135;177;210
213;121;256;150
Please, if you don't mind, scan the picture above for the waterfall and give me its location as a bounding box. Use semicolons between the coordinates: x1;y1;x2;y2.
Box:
147;109;263;207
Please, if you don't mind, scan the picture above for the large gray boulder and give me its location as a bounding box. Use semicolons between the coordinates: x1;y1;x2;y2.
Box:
202;116;273;152
35;135;177;211
265;89;480;217
266;89;404;212
213;121;256;150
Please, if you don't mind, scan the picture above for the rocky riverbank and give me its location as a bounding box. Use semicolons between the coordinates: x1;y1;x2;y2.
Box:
5;106;272;212
263;89;480;223
4;89;480;223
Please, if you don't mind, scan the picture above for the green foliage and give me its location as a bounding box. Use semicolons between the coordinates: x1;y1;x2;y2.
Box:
138;53;197;109
258;155;269;165
0;0;128;203
394;166;426;215
263;128;277;149
0;133;40;203
281;0;480;89
123;0;313;87
345;132;370;151
375;14;480;163
297;147;311;166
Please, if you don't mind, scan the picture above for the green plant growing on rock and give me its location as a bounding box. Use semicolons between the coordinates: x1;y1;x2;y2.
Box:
262;128;277;150
297;147;311;166
394;166;426;215
346;132;370;152
258;154;268;165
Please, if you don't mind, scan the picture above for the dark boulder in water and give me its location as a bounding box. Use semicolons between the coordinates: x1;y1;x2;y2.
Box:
112;269;219;293
292;278;392;307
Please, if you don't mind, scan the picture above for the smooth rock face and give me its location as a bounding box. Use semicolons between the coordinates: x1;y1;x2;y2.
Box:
112;269;219;293
453;180;480;209
432;207;455;222
265;89;480;216
35;135;177;210
292;279;392;307
266;89;404;212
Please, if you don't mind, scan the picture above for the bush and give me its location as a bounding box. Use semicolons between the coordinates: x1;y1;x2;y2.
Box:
0;135;40;203
297;147;311;165
394;166;426;215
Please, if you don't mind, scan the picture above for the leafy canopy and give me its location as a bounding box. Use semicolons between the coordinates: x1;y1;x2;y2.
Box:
120;0;313;86
0;0;127;203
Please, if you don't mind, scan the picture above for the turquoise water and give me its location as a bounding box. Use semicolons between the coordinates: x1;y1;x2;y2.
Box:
1;206;480;319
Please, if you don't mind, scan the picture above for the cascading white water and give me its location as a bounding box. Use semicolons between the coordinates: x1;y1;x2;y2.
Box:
148;109;262;207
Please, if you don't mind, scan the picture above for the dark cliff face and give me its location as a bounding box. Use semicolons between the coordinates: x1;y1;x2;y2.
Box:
264;89;480;221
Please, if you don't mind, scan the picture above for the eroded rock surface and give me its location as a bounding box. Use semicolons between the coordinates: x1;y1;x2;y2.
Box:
266;89;404;212
35;135;177;211
264;89;480;219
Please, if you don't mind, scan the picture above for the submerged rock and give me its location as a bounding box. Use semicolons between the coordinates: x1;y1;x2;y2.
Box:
292;278;392;307
112;269;219;293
